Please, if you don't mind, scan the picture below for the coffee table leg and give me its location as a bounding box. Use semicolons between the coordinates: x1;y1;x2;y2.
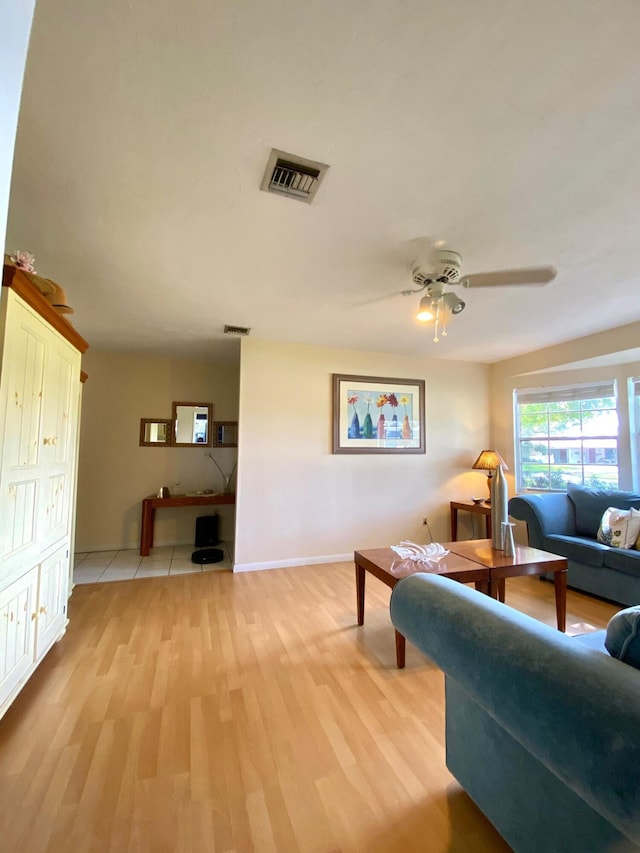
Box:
555;569;567;632
395;630;406;669
475;580;490;595
355;563;365;625
478;578;505;601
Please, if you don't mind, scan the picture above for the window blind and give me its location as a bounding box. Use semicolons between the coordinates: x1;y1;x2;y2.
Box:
515;382;616;406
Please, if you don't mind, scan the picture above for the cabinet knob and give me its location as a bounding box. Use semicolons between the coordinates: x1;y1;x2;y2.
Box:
39;606;47;615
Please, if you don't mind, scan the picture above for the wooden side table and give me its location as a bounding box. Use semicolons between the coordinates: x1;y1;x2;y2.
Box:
450;500;492;541
140;492;235;555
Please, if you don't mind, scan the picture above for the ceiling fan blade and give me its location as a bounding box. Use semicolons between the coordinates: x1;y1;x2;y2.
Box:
350;287;420;308
462;266;557;288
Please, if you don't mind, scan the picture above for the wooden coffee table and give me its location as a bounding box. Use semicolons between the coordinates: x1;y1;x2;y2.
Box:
354;548;491;668
444;539;568;632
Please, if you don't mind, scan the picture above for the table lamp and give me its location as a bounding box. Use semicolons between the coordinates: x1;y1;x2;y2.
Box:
472;450;508;502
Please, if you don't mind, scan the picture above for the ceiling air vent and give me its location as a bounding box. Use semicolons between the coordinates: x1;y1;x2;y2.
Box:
224;324;251;336
260;149;329;203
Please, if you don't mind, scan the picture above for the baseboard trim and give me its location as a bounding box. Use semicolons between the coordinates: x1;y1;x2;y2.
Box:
75;543;352;574
233;553;352;573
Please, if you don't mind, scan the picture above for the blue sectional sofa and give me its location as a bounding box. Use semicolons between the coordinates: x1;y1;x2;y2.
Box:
390;573;640;853
508;484;640;606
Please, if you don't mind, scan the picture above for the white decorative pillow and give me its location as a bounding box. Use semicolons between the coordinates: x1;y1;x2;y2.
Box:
597;507;640;549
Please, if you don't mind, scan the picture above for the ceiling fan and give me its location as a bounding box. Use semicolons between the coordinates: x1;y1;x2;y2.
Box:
403;249;556;342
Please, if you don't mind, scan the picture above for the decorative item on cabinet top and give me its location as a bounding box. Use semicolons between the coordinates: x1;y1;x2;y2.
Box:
3;257;88;353
9;249;36;273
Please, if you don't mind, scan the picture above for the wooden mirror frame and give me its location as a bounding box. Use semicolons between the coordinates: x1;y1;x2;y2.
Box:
171;401;213;447
213;421;238;447
139;418;173;447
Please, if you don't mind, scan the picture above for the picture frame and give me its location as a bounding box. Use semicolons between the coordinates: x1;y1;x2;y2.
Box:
332;374;426;454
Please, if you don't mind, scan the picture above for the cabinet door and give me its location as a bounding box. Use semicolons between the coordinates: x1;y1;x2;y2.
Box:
0;566;38;715
36;543;69;656
0;295;47;578
40;338;80;551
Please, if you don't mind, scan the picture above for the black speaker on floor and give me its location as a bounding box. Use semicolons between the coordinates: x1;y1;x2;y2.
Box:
195;514;219;547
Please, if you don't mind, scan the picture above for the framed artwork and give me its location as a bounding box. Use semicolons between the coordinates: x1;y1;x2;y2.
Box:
332;374;426;454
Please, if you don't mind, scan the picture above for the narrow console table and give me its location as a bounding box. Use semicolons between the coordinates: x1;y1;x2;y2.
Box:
450;500;492;540
140;493;236;555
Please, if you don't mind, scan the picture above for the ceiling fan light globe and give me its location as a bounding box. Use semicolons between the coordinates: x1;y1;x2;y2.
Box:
416;308;434;322
416;296;434;322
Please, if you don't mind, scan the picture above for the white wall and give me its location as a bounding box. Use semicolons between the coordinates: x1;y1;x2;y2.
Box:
75;327;640;564
234;338;490;570
489;321;640;540
0;1;35;253
76;350;239;551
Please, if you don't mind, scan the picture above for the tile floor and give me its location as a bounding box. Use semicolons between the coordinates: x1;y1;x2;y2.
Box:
73;542;233;585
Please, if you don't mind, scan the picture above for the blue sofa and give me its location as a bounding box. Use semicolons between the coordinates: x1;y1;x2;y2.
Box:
508;484;640;606
390;573;640;853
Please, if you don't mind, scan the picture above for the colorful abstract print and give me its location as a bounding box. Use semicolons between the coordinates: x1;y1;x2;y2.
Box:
346;389;414;441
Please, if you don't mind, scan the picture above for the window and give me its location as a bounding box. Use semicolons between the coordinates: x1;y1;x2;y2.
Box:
514;382;619;491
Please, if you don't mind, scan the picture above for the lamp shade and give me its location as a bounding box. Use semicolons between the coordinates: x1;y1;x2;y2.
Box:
472;450;508;471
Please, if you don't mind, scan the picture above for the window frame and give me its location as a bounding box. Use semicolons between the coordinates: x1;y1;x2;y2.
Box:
630;377;640;491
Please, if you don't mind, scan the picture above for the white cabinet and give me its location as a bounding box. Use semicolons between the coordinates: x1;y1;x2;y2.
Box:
0;567;38;710
36;543;70;657
0;268;87;719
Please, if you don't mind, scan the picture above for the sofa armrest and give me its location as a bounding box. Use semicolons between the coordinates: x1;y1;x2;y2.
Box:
390;573;640;844
508;492;576;547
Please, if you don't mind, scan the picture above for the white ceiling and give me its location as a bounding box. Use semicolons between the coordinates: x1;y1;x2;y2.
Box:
7;0;640;364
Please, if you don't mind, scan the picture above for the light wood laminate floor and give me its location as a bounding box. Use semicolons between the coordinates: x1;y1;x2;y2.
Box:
0;564;620;852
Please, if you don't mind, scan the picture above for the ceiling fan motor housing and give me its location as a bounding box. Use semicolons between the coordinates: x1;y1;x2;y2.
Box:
434;249;462;282
412;249;462;286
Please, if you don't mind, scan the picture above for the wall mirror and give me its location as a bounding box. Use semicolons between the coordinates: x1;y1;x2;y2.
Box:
140;418;172;447
172;402;213;446
213;421;238;447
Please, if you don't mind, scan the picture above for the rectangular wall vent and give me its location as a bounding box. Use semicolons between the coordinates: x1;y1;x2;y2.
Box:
224;324;251;336
260;149;329;203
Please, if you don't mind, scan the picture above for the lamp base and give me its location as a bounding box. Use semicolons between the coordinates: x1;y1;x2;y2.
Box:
486;471;494;502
